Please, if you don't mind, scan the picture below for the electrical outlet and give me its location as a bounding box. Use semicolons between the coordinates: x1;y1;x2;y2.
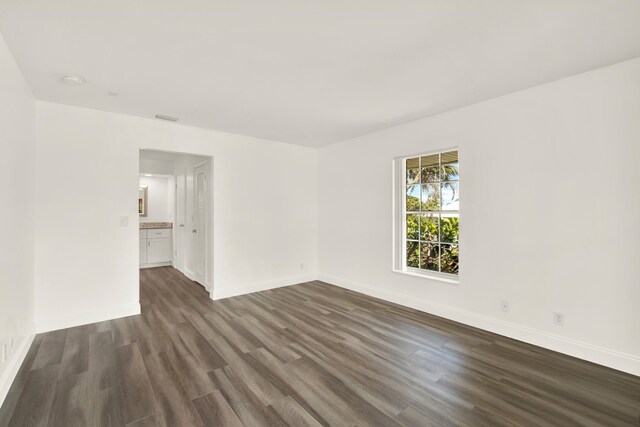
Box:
500;301;510;313
300;262;304;270
553;312;564;326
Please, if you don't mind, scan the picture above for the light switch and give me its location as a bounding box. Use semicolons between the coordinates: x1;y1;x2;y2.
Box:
120;216;129;227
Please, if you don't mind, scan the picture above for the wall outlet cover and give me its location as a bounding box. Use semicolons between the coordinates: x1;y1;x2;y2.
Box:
554;312;565;326
500;301;510;312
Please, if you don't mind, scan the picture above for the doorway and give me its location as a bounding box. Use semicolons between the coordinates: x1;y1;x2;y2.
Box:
139;149;213;296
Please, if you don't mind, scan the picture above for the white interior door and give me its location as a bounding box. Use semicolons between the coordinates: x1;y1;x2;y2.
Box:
194;164;207;286
175;169;186;273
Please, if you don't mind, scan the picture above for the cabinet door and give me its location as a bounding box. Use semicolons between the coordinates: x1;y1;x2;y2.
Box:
147;238;171;263
139;239;147;265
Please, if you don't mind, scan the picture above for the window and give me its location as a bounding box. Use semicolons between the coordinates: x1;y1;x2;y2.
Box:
393;149;459;279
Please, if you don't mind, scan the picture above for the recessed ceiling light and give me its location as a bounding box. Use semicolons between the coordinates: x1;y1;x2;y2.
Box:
155;113;179;122
108;89;119;96
144;174;153;177
61;74;86;86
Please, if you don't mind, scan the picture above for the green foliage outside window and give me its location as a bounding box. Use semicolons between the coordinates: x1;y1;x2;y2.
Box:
406;194;420;212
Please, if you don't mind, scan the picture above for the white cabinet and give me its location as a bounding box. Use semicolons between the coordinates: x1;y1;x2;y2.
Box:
147;238;172;263
139;227;172;267
147;228;171;239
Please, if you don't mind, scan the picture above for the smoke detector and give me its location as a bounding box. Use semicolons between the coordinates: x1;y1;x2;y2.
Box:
61;74;86;86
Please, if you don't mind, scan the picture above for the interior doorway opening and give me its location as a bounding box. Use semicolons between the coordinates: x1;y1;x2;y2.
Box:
138;149;213;296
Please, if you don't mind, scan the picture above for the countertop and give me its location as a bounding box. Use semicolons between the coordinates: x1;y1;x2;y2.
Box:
140;222;173;229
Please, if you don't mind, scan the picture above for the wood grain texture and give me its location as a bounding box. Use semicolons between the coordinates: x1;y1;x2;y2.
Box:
1;266;639;426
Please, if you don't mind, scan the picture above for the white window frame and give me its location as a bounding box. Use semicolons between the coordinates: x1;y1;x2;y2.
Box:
392;147;460;284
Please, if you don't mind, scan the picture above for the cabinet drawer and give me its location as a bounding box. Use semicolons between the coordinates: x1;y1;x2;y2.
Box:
147;228;171;239
139;229;147;239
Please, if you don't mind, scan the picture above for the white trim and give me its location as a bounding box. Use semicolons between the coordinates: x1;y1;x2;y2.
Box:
319;274;640;377
212;273;318;300
0;328;35;408
139;261;172;269
36;302;141;333
391;158;403;271
392;267;459;284
394;145;459;162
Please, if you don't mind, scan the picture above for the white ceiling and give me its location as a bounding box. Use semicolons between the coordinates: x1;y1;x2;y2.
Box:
1;0;639;147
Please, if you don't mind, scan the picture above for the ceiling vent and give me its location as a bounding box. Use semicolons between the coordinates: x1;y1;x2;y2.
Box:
155;113;179;122
61;74;86;86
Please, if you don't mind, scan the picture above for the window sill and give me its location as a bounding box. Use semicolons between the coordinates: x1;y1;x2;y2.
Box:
392;268;459;285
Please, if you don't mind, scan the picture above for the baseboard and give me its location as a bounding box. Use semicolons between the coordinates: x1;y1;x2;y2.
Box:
213;273;318;300
319;274;640;377
0;328;35;408
139;261;172;269
35;302;141;333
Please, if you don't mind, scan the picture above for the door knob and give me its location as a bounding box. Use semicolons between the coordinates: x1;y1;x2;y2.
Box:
192;229;197;233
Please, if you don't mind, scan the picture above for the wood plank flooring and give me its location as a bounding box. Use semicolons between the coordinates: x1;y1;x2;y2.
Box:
1;266;639;426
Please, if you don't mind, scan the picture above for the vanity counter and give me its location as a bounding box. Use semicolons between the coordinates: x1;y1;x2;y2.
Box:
140;222;173;229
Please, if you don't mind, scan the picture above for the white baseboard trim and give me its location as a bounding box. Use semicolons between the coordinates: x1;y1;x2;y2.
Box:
319;274;640;377
139;261;172;269
213;273;318;300
0;328;35;408
35;302;141;333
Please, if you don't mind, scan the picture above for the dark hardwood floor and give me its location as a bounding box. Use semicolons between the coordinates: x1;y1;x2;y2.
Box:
1;267;639;426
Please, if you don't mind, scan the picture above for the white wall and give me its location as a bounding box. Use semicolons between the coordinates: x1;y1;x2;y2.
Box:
139;158;174;175
0;33;36;403
34;102;318;331
318;58;640;376
139;175;174;223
